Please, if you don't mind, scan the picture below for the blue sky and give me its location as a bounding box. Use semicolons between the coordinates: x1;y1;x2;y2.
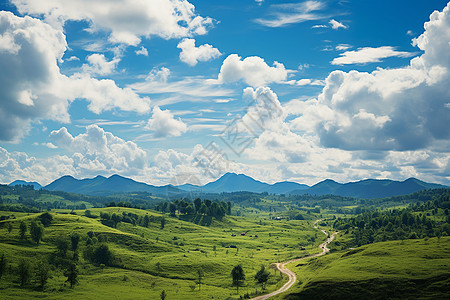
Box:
0;0;449;186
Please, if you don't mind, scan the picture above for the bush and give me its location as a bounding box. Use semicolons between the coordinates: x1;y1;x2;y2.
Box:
38;212;53;227
85;244;114;266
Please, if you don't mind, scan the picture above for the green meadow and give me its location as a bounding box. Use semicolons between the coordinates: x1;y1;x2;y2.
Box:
0;207;323;299
278;235;450;299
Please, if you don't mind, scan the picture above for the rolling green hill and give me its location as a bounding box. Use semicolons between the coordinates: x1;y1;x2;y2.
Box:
280;237;450;300
0;207;323;299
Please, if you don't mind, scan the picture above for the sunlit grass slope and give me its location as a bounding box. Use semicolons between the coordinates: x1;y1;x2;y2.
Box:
279;236;450;300
0;207;324;299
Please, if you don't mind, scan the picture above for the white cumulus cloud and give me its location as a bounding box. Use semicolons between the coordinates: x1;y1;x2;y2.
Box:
135;46;148;56
177;38;221;66
11;0;214;46
0;12;151;141
217;54;289;87
50;125;148;175
290;2;450;152
82;53;120;76
146;106;187;138
329;19;347;30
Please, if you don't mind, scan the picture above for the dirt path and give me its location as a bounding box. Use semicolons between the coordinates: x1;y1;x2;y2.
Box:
251;221;337;300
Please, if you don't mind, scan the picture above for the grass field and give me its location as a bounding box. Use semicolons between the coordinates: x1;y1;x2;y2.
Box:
0;207;325;299
277;235;450;299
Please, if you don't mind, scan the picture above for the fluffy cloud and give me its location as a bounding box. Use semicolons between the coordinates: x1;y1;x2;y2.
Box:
12;0;213;46
329;19;347;30
332;46;414;65
146;106;187;137
240;89;449;185
150;143;245;186
217;54;289;87
82;53;120;76
135;46;148;56
289;2;450;152
59;74;151;114
0;12;151;141
288;78;325;86
177;38;221;66
241;87;285;132
0;146;76;185
0;11;70;141
50;125;148;176
233;4;450;185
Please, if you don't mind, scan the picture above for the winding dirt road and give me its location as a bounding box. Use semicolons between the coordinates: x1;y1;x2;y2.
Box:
251;221;337;300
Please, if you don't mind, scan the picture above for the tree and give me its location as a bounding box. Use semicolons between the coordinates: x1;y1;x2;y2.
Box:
231;264;245;293
84;210;92;218
254;265;270;290
186;205;195;215
161;202;168;213
169;203;177;216
194;198;202;213
143;215;150;227
200;203;207;215
0;254;6;279
70;232;80;252
64;263;78;288
30;221;44;244
196;269;204;291
204;199;212;208
19;221;27;240
93;244;113;266
160;217;165;229
56;235;69;258
7;223;12;233
17;259;31;287
160;290;167;300
36;261;50;289
38;212;53;227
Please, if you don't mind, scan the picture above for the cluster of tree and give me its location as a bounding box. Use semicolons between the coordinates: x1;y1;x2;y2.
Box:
99;211;165;229
1;213;118;291
333;190;450;247
1;222;81;289
155;198;232;220
0;184;157;213
230;264;271;295
11;212;52;244
0;256;54;290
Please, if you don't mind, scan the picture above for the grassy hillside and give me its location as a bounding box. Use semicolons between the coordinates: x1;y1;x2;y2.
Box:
0;207;324;299
279;236;450;300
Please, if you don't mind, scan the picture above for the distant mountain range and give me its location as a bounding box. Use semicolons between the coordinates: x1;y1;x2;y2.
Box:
43;174;183;196
9;173;448;199
9;180;42;190
289;177;445;199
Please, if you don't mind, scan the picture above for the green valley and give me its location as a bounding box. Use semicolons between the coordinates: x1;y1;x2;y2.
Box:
1;184;449;299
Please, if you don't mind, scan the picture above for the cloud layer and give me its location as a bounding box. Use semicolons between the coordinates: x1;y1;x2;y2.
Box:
12;0;213;45
332;46;414;65
0;12;151;142
255;1;326;27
